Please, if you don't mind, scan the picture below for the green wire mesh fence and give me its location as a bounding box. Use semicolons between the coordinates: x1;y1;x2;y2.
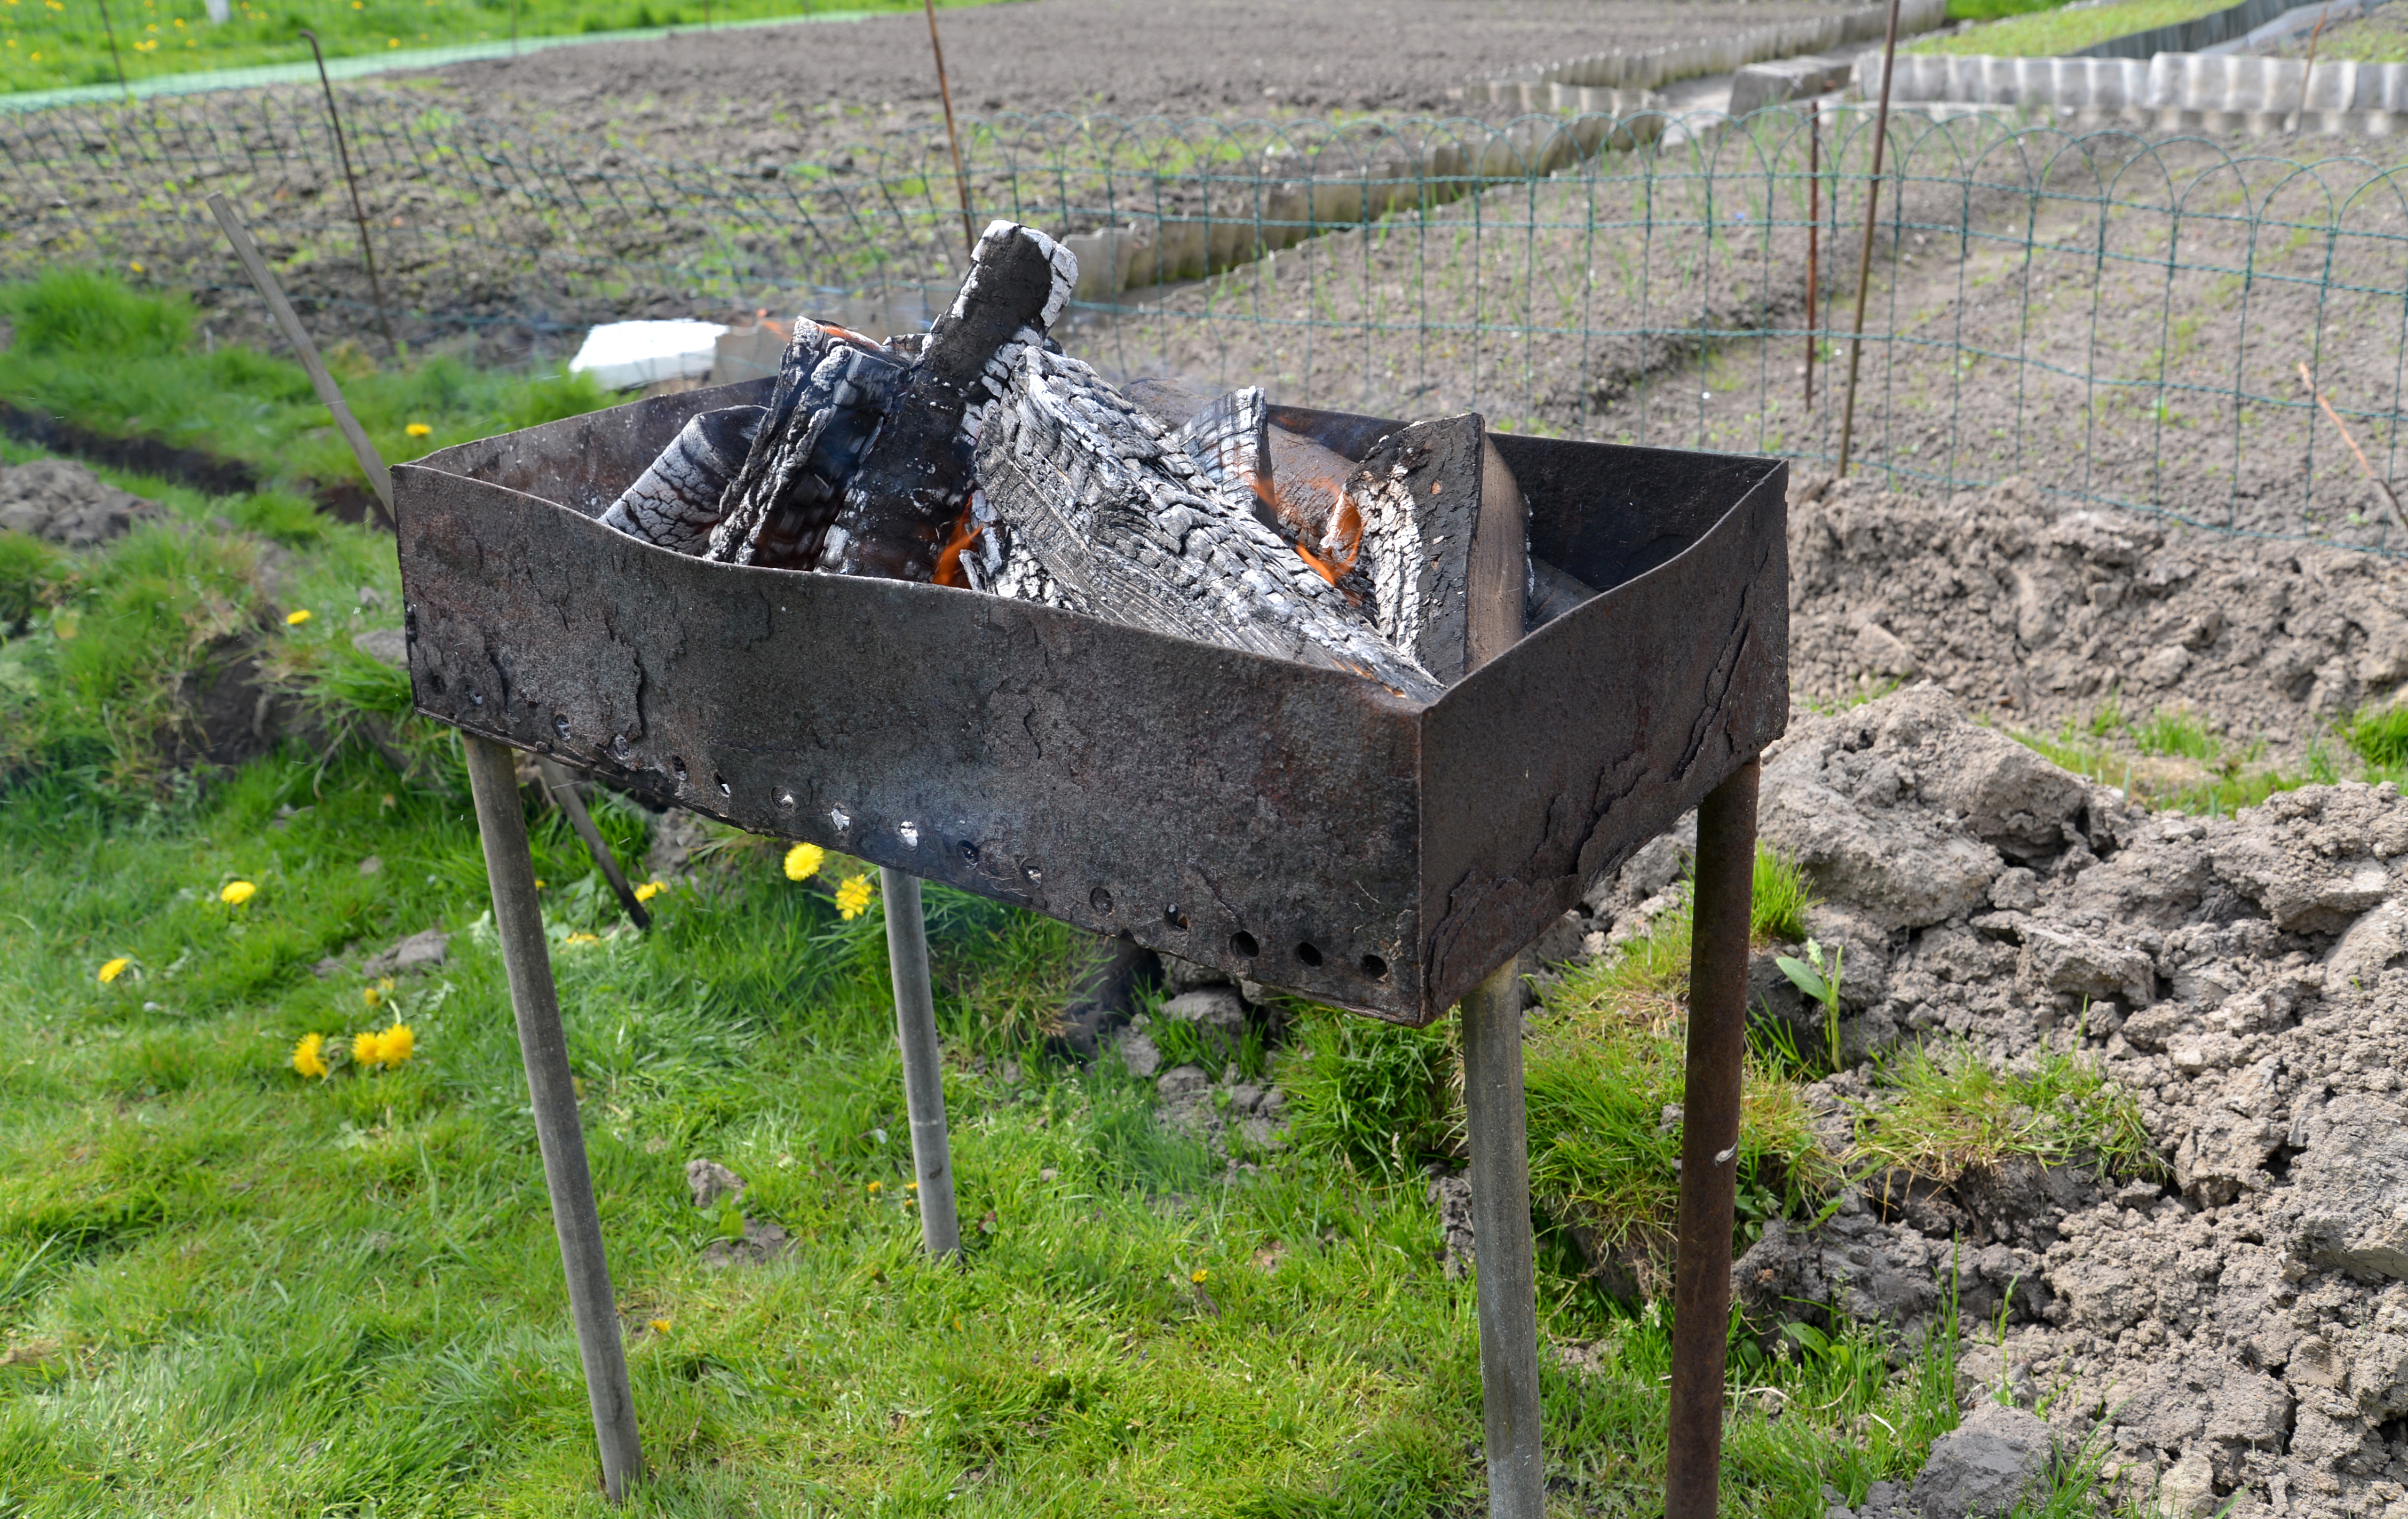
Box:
4;90;2406;553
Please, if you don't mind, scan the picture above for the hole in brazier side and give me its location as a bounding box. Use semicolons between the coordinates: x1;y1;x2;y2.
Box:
1295;941;1323;968
1231;931;1259;959
1164;906;1189;931
1359;953;1389;980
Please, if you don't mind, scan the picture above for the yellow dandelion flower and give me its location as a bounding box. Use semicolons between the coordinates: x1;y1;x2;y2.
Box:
633;879;663;903
285;608;312;626
362;984;381;1007
378;1023;414;1064
404;422;432;438
866;1180;882;1194
1190;1269;1209;1285
128;259;144;273
98;957;131;984
905;1181;918;1191
292;1032;328;1079
219;880;257;906
352;1029;386;1067
835;874;875;920
564;932;601;947
782;842;824;881
952;1315;964;1331
648;1318;672;1334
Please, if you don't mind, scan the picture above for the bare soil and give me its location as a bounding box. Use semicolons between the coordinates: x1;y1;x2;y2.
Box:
378;0;1866;159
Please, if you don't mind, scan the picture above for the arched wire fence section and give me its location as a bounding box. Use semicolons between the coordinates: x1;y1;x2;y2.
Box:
4;92;2406;552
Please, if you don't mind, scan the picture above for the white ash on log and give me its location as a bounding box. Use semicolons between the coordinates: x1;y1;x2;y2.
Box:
1343;416;1527;682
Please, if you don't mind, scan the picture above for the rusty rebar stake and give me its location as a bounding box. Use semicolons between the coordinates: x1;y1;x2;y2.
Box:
1835;0;1904;478
1665;758;1762;1519
97;0;130;100
1806;102;1820;412
300;30;399;359
923;0;978;264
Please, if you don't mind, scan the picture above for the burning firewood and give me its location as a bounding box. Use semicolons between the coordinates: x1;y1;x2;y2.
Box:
706;322;904;569
965;338;1444;701
599;220;1469;700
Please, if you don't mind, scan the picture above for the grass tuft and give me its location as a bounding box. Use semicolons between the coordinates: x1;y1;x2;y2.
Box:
2349;700;2408;771
1851;1039;2161;1184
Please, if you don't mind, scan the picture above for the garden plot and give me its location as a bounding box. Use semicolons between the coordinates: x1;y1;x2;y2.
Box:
1073;117;2408;552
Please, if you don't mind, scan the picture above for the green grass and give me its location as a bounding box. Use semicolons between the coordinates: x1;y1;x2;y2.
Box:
0;316;2146;1514
2006;694;2405;818
0;0;993;95
1851;1039;2162;1184
1914;0;2236;55
2349;699;2408;771
0;270;612;503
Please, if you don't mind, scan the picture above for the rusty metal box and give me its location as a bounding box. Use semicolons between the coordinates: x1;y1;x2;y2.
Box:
394;379;1787;1024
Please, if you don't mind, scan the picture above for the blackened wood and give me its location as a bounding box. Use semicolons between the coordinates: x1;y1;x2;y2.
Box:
706;324;902;568
815;220;1076;581
1526;558;1599;632
598;405;762;556
1124;376;1210;431
1667;760;1760;1519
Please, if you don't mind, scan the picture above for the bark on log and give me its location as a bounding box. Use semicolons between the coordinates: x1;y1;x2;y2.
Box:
706;322;903;569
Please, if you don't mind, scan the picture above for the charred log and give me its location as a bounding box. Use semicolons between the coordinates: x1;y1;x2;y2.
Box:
704;322;904;569
1527;558;1600;632
813;220;1078;582
1344;415;1527;683
598;404;764;555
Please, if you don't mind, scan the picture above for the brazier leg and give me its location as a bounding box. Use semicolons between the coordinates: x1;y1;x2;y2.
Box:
1461;952;1542;1519
1666;758;1762;1519
462;735;645;1502
881;868;962;1259
534;755;651;931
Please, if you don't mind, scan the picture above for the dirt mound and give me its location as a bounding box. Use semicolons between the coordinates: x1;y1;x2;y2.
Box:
1668;685;2408;1519
1786;474;2408;766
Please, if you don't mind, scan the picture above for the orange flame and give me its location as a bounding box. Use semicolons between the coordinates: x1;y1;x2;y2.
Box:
933;505;984;587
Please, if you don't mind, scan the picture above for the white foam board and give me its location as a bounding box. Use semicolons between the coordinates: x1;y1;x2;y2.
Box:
568;320;730;391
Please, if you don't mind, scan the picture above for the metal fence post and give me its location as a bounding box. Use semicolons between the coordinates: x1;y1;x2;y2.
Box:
462;734;645;1503
882;868;962;1259
1665;758;1761;1519
1461;953;1543;1519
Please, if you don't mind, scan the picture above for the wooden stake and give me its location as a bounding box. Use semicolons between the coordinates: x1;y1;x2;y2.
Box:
207;193;394;522
462;734;645;1503
1835;0;1904;479
2289;4;2332;136
300;30;399;359
923;0;978;264
2298;360;2408;535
